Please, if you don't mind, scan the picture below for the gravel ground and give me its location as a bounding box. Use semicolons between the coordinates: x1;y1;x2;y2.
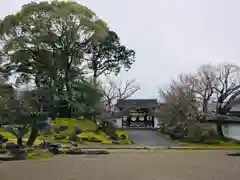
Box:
125;129;177;146
0;150;240;180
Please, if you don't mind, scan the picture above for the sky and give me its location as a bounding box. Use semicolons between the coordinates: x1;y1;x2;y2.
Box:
1;0;240;99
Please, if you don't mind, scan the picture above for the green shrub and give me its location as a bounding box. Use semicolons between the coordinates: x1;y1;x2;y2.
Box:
0;149;7;154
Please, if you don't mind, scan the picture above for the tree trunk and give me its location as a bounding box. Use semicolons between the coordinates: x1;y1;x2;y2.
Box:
91;71;98;123
216;123;225;139
26;128;38;147
202;99;208;121
17;137;23;147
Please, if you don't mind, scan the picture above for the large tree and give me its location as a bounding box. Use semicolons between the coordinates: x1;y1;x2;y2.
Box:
159;63;240;140
159;77;201;139
84;30;135;87
0;0;108;106
0;1;109;145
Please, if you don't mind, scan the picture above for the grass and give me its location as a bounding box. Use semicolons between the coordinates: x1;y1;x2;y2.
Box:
77;132;112;144
26;149;53;160
177;140;240;148
115;129;132;144
156;128;240;149
156;129;164;135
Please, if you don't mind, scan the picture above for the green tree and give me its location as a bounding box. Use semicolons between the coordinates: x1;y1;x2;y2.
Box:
85;30;135;87
0;0;108;104
0;1;109;146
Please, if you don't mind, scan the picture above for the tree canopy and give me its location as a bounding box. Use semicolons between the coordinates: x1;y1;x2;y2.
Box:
0;1;136;146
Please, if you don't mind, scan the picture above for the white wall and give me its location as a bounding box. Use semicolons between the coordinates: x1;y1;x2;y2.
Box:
115;118;122;128
230;104;240;111
222;124;240;140
154;117;161;129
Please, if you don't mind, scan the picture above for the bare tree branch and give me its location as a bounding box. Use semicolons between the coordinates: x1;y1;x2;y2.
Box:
101;78;140;112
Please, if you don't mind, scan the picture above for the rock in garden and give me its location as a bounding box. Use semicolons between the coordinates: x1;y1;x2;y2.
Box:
69;134;81;142
83;150;109;155
48;147;60;155
74;124;81;134
40;141;61;149
0;148;28;161
9;148;27;156
49;142;61;148
66;148;83;155
109;133;119;140
59;125;69;131
0;137;8;143
0;134;8;143
120;134;127;140
6;143;19;150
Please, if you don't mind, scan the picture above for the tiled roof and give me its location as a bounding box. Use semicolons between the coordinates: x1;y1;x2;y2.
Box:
116;99;159;108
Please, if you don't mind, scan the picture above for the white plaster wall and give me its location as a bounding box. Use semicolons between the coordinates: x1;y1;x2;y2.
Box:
115;118;122;128
154;117;161;128
230;104;240;111
222;124;240;140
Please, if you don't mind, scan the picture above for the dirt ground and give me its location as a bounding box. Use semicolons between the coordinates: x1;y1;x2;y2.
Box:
0;150;240;180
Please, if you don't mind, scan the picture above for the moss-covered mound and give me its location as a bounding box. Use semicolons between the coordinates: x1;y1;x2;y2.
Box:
0;118;132;146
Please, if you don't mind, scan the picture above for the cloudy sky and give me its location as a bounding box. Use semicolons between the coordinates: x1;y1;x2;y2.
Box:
1;0;240;99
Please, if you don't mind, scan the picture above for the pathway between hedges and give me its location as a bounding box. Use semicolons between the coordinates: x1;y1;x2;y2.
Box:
125;129;177;147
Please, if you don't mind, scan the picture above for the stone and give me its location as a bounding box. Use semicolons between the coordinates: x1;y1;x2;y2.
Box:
66;148;83;155
49;142;61;148
39;141;61;149
84;150;109;155
69;134;80;142
120;134;127;140
0;134;8;143
59;125;69;131
0;148;27;161
48;147;60;155
0;137;8;143
109;133;119;141
6;143;19;150
9;148;27;157
74;124;81;135
65;149;109;155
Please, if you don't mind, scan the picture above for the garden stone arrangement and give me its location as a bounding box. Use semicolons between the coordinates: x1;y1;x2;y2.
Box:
0;118;130;161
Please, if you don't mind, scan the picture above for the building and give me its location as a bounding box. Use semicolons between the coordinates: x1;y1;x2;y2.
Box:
204;101;240;141
113;99;162;129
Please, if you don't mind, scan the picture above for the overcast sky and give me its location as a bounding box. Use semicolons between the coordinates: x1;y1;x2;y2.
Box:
1;0;240;99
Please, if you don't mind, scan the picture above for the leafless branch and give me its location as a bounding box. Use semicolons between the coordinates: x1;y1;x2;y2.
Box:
101;78;140;111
